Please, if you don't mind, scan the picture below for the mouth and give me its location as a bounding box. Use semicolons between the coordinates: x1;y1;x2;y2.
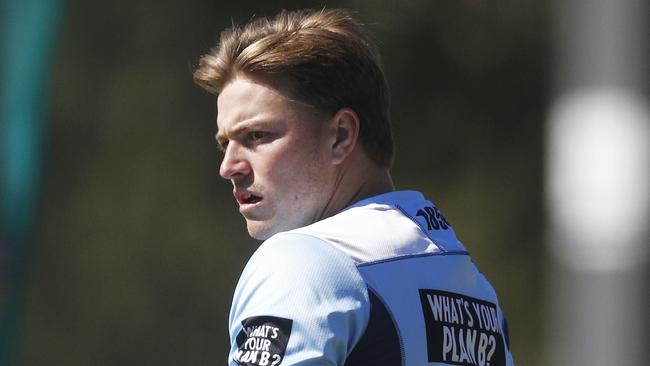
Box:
235;190;263;206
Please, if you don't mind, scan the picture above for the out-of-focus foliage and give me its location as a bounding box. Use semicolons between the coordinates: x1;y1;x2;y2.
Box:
20;1;548;365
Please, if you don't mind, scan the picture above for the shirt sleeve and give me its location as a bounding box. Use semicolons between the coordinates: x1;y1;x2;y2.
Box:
228;233;370;366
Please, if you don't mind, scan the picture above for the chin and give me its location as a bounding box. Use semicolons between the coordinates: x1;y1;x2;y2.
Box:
246;221;282;241
247;228;273;241
246;216;312;241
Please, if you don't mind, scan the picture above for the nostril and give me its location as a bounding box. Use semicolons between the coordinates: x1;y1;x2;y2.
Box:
220;158;249;180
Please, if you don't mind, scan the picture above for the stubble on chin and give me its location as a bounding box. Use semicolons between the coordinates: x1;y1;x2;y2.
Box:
244;209;311;241
245;216;294;241
245;221;274;241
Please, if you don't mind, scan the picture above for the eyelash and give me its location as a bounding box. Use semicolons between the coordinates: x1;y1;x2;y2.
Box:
249;131;267;141
217;131;267;152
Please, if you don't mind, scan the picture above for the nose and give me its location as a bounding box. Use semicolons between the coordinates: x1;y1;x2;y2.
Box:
219;143;250;180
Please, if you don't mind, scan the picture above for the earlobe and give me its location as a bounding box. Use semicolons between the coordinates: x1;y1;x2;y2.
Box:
331;108;360;165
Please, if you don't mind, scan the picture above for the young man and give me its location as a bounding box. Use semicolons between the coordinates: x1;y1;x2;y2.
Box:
194;9;515;366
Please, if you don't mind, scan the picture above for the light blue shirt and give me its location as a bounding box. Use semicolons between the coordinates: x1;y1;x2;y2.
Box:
228;191;515;366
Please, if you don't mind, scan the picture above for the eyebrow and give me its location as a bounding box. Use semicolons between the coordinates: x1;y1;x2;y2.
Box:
215;118;278;146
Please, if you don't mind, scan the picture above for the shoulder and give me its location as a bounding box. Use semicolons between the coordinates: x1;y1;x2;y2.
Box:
231;232;370;321
241;232;362;285
290;191;451;264
229;233;371;365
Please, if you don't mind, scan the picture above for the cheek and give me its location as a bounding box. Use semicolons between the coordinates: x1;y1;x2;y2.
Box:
266;142;331;193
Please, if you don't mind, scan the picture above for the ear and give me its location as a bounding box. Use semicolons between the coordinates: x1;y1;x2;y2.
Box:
329;108;360;165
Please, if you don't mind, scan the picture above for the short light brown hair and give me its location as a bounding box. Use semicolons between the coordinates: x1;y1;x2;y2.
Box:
194;8;393;167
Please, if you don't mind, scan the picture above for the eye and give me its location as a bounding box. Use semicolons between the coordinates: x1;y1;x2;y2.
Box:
249;131;268;141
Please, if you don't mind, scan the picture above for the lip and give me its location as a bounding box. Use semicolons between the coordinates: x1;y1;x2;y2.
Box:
233;189;263;213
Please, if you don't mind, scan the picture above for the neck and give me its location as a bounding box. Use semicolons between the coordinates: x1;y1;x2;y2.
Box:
318;157;395;221
348;169;395;205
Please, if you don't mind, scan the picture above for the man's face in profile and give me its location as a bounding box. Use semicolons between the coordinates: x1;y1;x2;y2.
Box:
216;74;336;240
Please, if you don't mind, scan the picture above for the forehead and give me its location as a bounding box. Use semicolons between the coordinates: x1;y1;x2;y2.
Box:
217;75;304;130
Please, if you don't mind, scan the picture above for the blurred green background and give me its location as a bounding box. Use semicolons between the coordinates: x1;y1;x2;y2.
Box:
11;0;548;364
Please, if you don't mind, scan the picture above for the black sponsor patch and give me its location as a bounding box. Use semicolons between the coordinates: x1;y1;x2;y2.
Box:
419;289;505;366
234;316;293;366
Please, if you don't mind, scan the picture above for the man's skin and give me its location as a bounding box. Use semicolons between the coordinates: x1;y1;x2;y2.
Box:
216;73;395;240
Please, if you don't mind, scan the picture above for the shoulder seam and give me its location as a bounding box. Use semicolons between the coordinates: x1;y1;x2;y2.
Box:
356;250;469;268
